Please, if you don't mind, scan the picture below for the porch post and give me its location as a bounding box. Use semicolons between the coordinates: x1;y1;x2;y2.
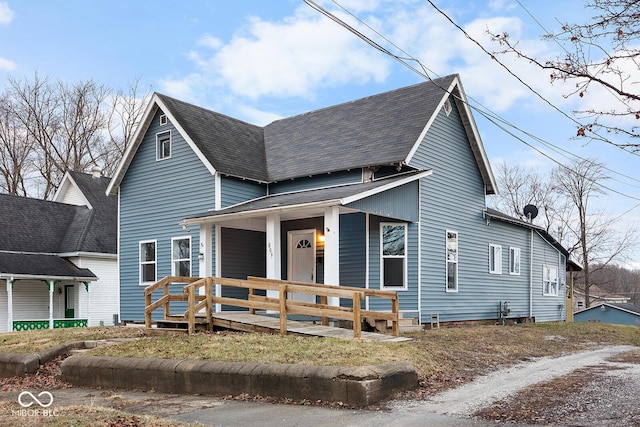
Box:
199;223;213;278
6;278;13;332
48;280;54;329
266;214;281;300
84;282;90;327
324;206;340;306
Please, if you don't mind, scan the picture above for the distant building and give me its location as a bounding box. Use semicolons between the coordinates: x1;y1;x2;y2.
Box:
573;284;630;311
574;302;640;326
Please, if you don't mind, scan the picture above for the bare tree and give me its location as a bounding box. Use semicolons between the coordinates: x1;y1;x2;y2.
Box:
0;73;150;198
6;73;62;198
105;77;151;175
552;157;636;307
489;0;640;151
0;93;36;196
488;161;560;232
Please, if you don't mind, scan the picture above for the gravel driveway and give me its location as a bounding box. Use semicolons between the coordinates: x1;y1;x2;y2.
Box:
392;344;640;426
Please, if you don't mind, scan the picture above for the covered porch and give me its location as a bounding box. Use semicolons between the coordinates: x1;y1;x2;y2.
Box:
0;253;97;332
183;172;429;318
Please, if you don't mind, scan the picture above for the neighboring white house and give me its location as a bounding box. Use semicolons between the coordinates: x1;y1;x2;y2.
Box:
0;169;119;332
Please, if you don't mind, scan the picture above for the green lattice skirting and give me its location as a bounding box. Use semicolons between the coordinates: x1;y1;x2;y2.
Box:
12;319;88;331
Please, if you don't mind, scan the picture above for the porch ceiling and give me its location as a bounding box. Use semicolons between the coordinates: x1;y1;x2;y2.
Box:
182;170;431;226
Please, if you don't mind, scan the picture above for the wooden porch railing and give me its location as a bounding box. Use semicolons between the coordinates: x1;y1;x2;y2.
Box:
144;276;401;338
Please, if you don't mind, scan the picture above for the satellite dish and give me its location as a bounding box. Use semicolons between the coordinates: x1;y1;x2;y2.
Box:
523;204;538;221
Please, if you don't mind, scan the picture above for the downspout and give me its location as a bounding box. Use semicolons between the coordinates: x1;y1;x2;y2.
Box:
529;228;533;319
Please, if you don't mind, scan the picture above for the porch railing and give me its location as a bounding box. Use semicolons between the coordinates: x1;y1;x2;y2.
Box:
12;319;88;332
144;276;400;338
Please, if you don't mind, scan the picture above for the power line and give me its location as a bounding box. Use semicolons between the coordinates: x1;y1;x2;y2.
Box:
305;0;640;198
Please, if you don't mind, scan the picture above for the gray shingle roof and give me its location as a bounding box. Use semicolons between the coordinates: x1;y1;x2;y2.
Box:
185;171;426;222
608;303;640;315
156;75;456;183
0;252;96;279
67;171;117;254
157;94;268;182
0;173;116;255
264;75;456;182
0;193;89;253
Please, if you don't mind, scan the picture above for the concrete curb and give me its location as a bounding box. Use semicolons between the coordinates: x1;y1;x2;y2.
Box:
0;341;86;377
61;356;418;406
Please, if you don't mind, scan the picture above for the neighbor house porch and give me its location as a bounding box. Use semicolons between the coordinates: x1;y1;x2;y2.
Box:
0;253;97;333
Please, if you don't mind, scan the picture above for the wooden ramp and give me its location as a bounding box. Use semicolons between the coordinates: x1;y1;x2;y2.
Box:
211;312;411;342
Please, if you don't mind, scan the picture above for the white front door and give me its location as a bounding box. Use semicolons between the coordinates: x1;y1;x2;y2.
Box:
288;229;316;303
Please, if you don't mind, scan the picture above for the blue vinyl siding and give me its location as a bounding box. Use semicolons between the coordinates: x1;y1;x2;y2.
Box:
409;97;491;323
339;213;366;308
346;181;419;222
368;215;419;313
220;176;267;208
407;96;567;324
269;170;362;194
531;231;566;321
339;213;366;288
119;109;216;321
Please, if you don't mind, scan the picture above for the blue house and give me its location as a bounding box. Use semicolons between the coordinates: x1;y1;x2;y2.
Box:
574;303;640;326
107;74;575;326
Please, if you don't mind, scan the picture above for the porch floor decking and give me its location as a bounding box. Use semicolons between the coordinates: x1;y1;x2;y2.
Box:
211;312;411;342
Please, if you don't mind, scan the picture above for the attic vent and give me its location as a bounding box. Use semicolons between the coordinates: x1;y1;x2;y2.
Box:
443;99;452;117
160;114;168;125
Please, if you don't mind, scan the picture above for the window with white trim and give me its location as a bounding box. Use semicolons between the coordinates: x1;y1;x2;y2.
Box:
509;247;521;275
156;131;171;160
172;236;191;277
381;223;407;289
446;230;458;291
139;240;157;284
543;264;558;296
489;244;502;274
160;114;168;125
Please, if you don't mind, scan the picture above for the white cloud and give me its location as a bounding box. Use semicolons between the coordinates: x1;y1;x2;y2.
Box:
0;56;16;70
0;2;14;25
159;0;579;119
161;5;390;101
197;33;223;49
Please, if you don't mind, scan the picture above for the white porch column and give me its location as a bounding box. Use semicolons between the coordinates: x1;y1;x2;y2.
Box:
48;281;54;329
199;223;213;278
85;282;91;327
6;278;13;332
266;214;281;300
324;206;340;306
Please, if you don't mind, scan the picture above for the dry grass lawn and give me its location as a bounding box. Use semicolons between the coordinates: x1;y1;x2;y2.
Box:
2;321;639;426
